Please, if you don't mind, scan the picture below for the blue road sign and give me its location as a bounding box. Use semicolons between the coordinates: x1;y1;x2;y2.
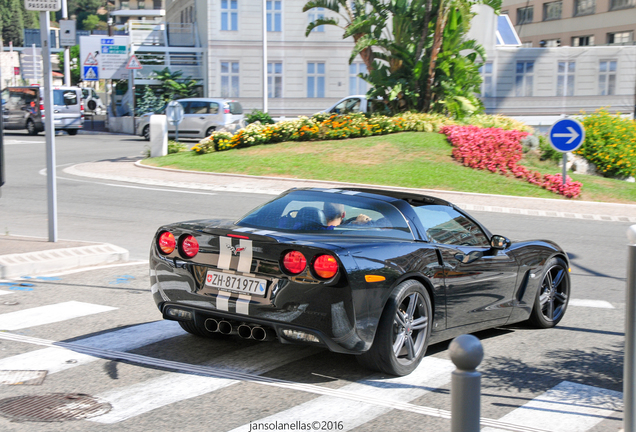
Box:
549;118;585;152
83;66;98;81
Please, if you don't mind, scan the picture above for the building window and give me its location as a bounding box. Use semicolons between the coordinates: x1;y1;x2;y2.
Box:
267;0;282;32
574;0;595;15
557;61;575;96
349;63;367;95
221;0;238;31
221;61;239;97
153;0;162;9
540;39;561;47
138;0;145;9
610;0;635;9
479;62;494;97
307;7;325;32
516;6;533;24
543;1;562;20
599;60;617;95
121;1;129;9
572;35;594;46
515;61;534;97
268;62;282;98
608;31;633;44
307;62;325;98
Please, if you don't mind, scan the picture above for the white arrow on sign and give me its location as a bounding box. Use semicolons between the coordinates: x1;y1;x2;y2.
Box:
553;127;579;144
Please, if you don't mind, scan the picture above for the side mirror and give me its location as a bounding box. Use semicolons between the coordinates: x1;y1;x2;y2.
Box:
491;235;511;250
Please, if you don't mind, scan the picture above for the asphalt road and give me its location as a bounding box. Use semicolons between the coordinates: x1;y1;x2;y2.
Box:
0;131;629;431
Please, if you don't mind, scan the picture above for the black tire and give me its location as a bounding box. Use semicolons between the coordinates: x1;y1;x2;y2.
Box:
67;129;78;136
143;125;150;141
357;280;432;376
87;100;97;111
26;119;38;136
528;257;570;328
205;126;215;137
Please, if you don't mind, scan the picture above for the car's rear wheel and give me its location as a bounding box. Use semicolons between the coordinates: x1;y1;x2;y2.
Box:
357;280;432;376
143;125;150;141
26;119;38;135
67;129;78;136
205;126;215;137
528;257;569;328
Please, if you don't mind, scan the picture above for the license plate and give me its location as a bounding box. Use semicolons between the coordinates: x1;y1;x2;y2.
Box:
205;270;267;297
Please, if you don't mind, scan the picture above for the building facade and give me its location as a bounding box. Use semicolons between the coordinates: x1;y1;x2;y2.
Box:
501;0;636;47
165;0;366;116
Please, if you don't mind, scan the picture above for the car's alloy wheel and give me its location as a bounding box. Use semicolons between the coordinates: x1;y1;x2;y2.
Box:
205;126;215;137
529;257;569;328
357;279;431;376
143;125;150;141
26;119;38;136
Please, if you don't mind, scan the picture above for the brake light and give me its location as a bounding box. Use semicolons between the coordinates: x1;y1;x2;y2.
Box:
180;235;199;258
313;255;338;279
81;102;84;111
283;251;306;275
40;103;44;111
158;231;176;254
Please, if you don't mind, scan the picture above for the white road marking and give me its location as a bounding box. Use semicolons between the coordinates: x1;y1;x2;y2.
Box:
0;290;13;296
0;320;184;374
227;357;454;432
482;381;622;432
88;344;320;424
569;299;615;309
55;173;219;195
0;301;116;330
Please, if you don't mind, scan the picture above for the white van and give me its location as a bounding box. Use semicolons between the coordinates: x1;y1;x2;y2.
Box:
1;86;84;135
137;98;245;140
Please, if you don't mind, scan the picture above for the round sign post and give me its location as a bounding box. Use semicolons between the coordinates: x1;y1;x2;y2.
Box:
548;118;585;186
166;101;185;142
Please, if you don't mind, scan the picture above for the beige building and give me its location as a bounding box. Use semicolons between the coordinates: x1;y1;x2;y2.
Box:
165;0;367;116
501;0;636;47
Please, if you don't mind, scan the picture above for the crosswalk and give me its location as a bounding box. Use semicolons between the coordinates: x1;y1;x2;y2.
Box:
0;300;624;431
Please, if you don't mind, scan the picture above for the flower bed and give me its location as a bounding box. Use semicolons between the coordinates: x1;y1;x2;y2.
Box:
441;125;582;198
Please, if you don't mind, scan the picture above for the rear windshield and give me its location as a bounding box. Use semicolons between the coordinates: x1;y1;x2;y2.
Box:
228;102;243;114
237;190;414;240
54;90;78;106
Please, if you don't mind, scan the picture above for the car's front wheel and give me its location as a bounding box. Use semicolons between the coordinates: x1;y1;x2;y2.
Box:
357;279;432;376
528;257;570;328
67;129;78;136
205;126;216;137
143;125;150;141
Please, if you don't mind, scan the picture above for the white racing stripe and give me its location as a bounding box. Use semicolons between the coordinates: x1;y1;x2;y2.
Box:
89;343;320;424
228;357;454;432
237;238;253;273
482;381;622;432
0;301;117;330
0;320;184;374
218;236;232;269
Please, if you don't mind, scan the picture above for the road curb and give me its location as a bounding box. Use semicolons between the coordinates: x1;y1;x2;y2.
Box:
0;243;129;279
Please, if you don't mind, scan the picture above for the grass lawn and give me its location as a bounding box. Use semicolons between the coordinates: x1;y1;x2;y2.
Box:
143;132;636;203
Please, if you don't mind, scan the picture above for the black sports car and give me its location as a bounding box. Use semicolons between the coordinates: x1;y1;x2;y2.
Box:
150;188;570;376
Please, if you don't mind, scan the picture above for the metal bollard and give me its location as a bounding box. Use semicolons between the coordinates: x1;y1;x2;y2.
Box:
624;225;636;432
449;334;484;432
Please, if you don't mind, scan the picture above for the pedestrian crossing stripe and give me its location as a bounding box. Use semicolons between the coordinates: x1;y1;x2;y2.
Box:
0;301;116;330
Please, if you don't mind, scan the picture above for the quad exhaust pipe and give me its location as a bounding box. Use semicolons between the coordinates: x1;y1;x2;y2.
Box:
203;318;275;340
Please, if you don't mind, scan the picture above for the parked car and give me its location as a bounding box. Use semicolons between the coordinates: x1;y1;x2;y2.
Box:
137;98;245;141
81;87;106;115
1;86;84;135
322;95;390;115
150;187;570;376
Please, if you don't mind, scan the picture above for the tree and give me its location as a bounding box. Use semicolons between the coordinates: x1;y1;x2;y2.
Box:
82;14;107;31
136;86;164;115
1;0;25;46
57;45;81;85
152;67;200;101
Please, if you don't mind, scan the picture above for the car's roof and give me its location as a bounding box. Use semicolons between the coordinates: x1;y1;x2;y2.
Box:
175;98;240;103
291;187;453;207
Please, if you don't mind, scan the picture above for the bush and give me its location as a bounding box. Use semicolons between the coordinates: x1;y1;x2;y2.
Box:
192;131;234;154
246;110;275;125
538;134;562;163
441;125;582;198
168;140;189;154
576;109;636;178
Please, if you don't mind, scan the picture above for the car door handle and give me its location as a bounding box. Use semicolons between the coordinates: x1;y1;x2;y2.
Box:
54;110;60;113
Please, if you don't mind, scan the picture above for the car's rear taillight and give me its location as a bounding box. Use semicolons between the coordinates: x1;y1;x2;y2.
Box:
313;254;338;279
180;235;199;258
40;103;44;111
282;251;306;275
158;231;176;254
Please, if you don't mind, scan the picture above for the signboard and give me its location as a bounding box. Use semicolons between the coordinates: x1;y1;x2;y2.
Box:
549;118;585;153
24;0;60;11
126;55;143;70
166;101;184;125
83;66;98;81
21;46;42;80
79;35;129;80
59;19;77;47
